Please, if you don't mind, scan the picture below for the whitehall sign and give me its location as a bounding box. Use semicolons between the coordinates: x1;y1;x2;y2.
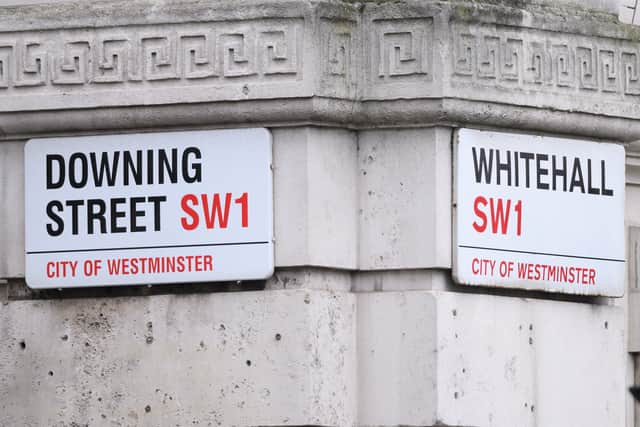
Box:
25;129;273;289
454;128;625;296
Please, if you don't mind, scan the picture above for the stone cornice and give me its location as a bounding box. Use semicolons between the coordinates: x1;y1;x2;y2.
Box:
626;140;640;184
0;0;639;140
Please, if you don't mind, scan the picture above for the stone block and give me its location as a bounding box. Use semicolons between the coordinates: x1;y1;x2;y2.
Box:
630;293;640;352
627;185;640;225
0;1;638;142
0;289;357;426
0;0;108;4
273;127;358;270
358;127;452;270
266;267;352;292
556;0;623;13
0;141;25;279
352;269;451;292
629;226;640;351
357;290;438;426
357;290;625;427
619;4;636;24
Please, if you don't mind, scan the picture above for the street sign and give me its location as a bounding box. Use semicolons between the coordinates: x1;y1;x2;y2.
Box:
25;128;273;288
454;128;625;296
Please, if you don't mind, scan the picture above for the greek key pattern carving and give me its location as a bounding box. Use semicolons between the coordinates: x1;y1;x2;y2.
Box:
322;21;353;78
319;18;356;97
371;18;433;82
1;13;639;113
452;24;640;97
0;19;302;91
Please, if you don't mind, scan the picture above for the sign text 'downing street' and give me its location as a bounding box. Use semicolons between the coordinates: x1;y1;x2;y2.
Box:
25;129;273;289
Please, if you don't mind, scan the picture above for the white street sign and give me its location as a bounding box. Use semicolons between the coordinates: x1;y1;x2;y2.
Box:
25;128;273;289
454;128;625;296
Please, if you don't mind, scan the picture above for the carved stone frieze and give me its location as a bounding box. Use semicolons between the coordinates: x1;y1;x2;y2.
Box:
449;22;640;108
0;19;303;90
363;17;434;98
0;0;639;139
319;17;357;98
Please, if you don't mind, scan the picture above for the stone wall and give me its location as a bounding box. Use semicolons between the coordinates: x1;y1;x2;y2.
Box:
0;1;636;426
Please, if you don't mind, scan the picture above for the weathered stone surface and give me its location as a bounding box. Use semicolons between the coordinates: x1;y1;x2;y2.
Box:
357;290;438;426
0;0;621;13
628;225;640;352
626;180;640;352
628;144;640;186
359;127;452;270
357;290;625;427
0;0;638;140
0;140;24;279
0;276;629;427
0;0;634;426
353;269;451;292
273;127;358;269
0;289;357;426
555;0;620;14
0;0;109;4
267;267;352;292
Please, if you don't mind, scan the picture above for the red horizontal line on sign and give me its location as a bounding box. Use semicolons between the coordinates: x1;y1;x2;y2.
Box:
458;245;625;263
26;241;270;255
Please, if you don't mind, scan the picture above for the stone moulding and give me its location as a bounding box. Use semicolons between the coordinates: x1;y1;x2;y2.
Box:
0;0;639;140
449;23;640;116
0;20;304;86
